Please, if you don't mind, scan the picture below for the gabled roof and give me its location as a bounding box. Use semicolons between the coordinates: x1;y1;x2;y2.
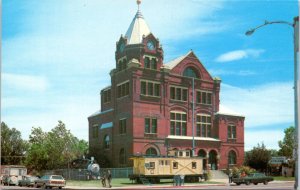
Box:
164;50;193;69
125;10;151;45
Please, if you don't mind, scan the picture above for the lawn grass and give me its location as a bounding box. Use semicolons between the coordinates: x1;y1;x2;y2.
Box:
66;178;140;187
66;178;224;187
273;176;295;181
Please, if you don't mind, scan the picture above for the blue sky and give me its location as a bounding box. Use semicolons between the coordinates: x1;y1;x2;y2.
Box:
2;0;299;150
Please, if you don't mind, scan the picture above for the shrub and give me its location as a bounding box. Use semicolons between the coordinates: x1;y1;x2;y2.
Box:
231;166;256;177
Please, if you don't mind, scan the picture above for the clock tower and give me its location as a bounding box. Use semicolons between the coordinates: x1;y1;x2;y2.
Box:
115;1;163;72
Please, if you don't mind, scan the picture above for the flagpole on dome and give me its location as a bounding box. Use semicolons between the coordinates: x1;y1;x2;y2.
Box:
137;0;141;11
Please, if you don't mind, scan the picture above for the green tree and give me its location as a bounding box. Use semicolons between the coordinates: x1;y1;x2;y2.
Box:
245;143;271;172
1;122;28;165
25;121;88;171
25;127;49;171
278;126;295;158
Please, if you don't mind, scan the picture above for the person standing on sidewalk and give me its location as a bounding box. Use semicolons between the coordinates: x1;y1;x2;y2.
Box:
180;174;185;186
228;171;233;183
107;170;112;188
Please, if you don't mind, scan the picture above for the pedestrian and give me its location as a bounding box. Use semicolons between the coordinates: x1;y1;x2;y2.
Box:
228;171;233;183
100;171;106;187
173;175;176;186
107;169;112;188
180;174;185;186
174;175;180;186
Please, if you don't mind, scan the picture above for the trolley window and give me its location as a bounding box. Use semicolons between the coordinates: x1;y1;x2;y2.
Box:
173;162;178;169
192;162;197;169
159;160;164;166
186;151;190;157
149;162;155;169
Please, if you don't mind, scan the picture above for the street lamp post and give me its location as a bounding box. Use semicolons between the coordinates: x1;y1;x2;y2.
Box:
246;17;299;190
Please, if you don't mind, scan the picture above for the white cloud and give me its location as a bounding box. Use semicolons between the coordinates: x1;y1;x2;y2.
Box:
245;130;284;150
143;0;226;40
209;69;256;76
221;82;294;128
3;73;48;92
215;49;265;62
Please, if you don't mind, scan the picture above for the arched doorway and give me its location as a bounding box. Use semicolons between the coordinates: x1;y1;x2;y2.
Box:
145;147;158;156
198;149;207;170
209;150;218;170
228;150;237;166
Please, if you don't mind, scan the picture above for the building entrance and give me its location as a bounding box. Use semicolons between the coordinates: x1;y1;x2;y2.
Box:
209;150;218;170
198;149;207;170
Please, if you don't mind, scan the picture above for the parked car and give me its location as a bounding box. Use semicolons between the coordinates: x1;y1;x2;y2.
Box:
34;175;66;189
2;175;19;186
18;175;39;187
232;172;274;185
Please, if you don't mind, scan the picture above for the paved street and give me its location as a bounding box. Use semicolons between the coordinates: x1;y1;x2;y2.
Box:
0;181;294;190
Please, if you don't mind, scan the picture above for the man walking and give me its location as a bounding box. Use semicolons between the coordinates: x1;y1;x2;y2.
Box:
100;170;106;187
107;170;112;188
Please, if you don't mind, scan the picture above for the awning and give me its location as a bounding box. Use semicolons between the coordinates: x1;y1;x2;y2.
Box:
166;135;220;142
100;122;113;129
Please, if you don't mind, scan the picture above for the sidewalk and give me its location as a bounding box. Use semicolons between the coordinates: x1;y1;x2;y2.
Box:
65;182;226;189
64;180;294;189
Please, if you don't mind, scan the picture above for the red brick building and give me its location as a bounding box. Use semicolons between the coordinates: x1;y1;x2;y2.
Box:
88;7;244;170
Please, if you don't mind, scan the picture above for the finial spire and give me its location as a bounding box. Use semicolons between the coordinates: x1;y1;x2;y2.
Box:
137;0;141;10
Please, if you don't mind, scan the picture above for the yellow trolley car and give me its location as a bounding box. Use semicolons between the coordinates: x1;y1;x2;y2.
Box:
129;151;205;183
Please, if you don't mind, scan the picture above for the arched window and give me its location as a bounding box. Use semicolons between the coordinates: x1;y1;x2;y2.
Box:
183;67;199;78
104;135;110;149
198;149;207;158
119;148;126;164
145;147;158;156
228;150;237;165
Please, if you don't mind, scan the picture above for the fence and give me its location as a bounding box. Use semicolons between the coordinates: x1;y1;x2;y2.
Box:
42;167;133;180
